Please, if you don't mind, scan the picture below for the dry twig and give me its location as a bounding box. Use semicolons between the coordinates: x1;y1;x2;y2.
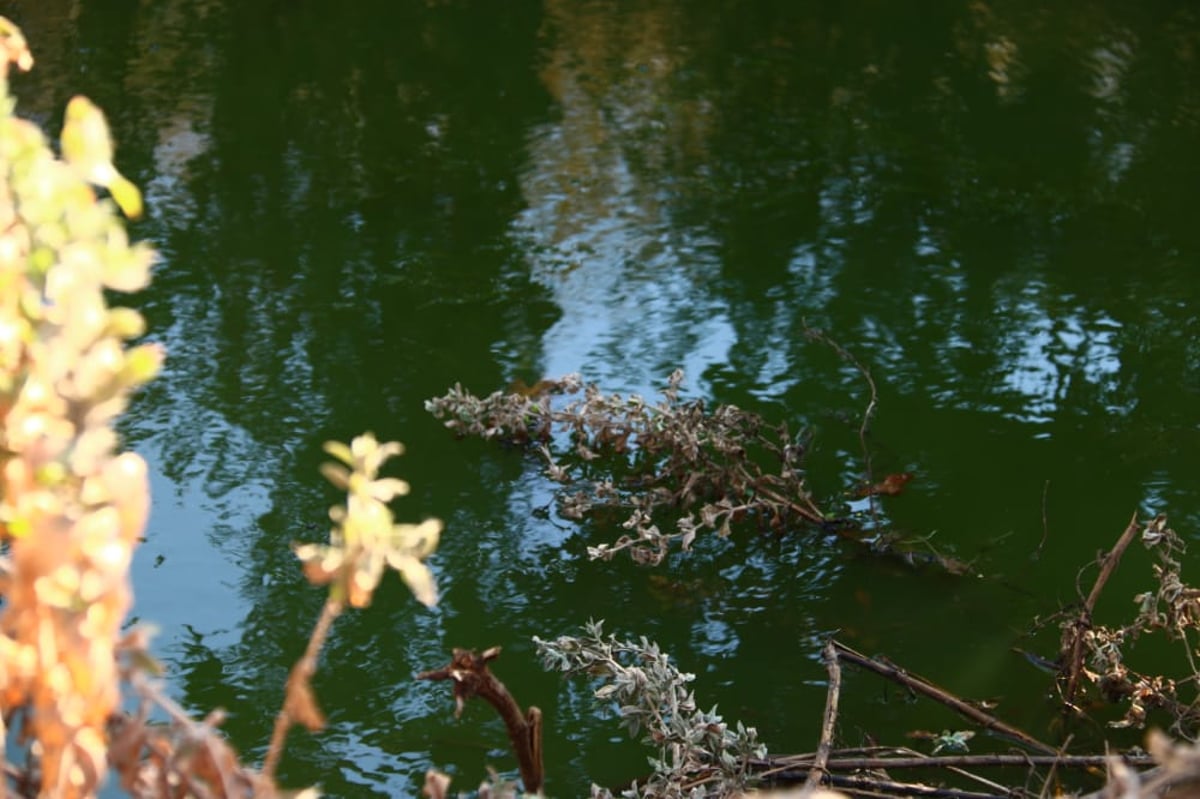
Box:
418;647;544;795
832;641;1058;756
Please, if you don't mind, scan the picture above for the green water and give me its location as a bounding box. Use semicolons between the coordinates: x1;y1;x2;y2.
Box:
9;0;1200;795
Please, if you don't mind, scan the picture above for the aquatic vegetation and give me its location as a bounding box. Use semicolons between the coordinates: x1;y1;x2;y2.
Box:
426;370;827;565
535;620;766;799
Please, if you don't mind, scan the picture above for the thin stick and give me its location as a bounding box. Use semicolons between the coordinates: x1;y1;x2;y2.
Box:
761;752;1154;773
824;771;1007;799
1061;512;1141;708
804;324;880;524
262;598;343;780
805;640;843;793
831;641;1058;756
1035;480;1050;561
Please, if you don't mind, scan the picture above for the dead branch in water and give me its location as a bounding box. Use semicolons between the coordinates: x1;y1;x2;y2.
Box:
1059;512;1142;710
831;641;1059;756
805;640;843;793
418;647;544;795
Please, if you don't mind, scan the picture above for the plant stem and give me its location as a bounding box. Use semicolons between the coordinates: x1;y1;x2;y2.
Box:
262;598;343;780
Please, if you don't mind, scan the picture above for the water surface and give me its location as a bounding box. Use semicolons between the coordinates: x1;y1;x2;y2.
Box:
9;1;1200;795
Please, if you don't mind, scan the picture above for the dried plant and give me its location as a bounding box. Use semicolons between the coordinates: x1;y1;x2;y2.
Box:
107;632;276;799
534;620;767;798
1055;514;1200;734
426;371;826;565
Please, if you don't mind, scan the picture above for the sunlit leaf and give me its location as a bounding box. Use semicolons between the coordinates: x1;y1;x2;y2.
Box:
322;440;354;467
392;555;437;607
396;518;442;558
368;476;410;501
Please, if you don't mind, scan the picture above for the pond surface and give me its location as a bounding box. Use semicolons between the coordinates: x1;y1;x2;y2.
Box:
9;1;1200;795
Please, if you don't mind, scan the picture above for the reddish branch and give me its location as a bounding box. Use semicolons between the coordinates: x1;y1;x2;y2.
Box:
417;647;544;795
262;598;342;780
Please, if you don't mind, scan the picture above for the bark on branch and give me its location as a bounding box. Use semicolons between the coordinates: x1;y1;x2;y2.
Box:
1060;512;1142;709
832;641;1058;756
417;646;544;795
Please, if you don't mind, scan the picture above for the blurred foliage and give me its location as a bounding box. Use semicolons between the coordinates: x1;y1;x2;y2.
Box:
0;17;443;798
0;16;160;796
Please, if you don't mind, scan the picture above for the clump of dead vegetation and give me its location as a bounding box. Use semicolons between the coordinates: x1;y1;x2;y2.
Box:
427;370;846;565
1053;513;1200;736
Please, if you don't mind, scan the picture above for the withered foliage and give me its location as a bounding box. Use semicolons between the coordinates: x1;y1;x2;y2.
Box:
107;646;269;799
426;370;828;565
535;620;766;798
1055;515;1200;734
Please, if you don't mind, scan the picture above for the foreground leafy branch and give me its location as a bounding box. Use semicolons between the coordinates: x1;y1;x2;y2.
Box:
426;371;827;565
0;20;161;797
269;434;443;779
534;620;766;798
0;21;450;793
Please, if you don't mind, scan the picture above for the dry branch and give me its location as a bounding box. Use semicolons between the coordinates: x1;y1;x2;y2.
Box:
831;641;1058;756
761;752;1154;774
1060;512;1143;708
805;640;843;793
418;647;544;795
824;772;1007;799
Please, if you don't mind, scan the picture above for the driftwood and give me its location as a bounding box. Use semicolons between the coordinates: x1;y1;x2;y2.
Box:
417;647;544;795
803;640;842;793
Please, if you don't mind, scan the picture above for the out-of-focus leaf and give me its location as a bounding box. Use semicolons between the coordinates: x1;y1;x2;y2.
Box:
392;555;437;607
319;462;351;491
322;440;354;466
368;476;410;501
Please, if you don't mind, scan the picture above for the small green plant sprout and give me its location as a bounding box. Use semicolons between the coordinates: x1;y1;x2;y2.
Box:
534;620;767;798
930;730;975;755
264;433;442;779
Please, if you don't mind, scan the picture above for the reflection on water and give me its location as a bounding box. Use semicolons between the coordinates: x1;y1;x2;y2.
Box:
995;283;1126;427
516;1;732;391
9;0;1200;795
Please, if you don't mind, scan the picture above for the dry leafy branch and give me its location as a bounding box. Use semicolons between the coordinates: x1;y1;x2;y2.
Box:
107;632;277;799
534;620;766;798
1051;513;1200;734
426;371;829;565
